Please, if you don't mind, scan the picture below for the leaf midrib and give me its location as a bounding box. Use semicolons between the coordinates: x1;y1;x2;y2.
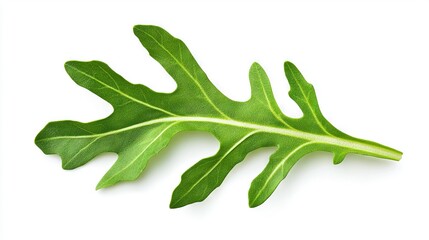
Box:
37;116;401;160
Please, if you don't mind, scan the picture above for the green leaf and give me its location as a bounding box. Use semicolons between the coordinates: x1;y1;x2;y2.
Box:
35;25;402;208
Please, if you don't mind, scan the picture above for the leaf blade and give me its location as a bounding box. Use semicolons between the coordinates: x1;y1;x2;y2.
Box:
35;25;402;208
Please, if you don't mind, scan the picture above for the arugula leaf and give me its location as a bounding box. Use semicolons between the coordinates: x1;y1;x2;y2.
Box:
35;25;402;208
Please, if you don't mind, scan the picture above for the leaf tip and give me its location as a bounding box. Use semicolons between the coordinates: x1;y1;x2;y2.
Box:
250;62;262;69
169;188;204;209
169;201;181;209
248;188;265;208
133;24;161;36
34;123;56;155
61;158;83;170
64;61;82;77
169;196;188;209
283;61;302;79
95;182;105;191
169;190;188;209
96;178;112;190
64;60;78;71
284;60;295;68
333;153;346;165
132;24;144;34
248;197;263;208
34;131;44;149
248;201;258;208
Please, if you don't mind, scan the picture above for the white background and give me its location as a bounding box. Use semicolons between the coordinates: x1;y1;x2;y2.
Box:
1;0;428;239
